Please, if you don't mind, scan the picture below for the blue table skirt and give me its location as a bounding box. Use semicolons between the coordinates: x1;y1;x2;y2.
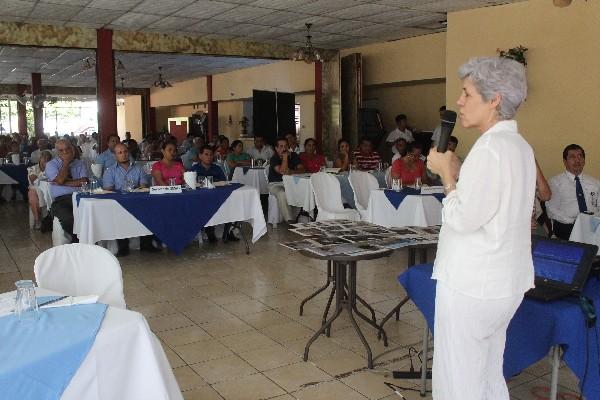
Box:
0;164;29;196
399;264;600;398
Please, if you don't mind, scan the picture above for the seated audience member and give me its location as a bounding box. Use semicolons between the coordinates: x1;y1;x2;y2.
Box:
226;140;251;177
28;150;53;229
103;143;157;256
95;133;119;171
391;138;409;162
182;137;205;170
299;138;326;173
285;133;303;154
447;135;459;153
144;138;162;160
546;144;600;239
30;138;51;164
353;137;381;171
215;136;230;160
391;142;427;186
247;134;273;163
386;114;414;155
192;146;238;243
268;137;305;222
430;105;447;148
45;139;89;241
334;139;352;172
151;141;185;186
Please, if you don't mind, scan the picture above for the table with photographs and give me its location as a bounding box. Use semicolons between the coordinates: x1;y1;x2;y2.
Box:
281;219;440;369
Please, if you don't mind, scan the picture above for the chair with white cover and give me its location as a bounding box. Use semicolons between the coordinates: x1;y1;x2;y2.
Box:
310;172;360;221
52;217;71;246
349;171;379;221
34;243;126;309
264;163;283;227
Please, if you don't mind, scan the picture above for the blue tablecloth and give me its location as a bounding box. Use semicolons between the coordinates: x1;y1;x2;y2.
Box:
399;264;600;398
0;164;29;196
384;188;444;209
0;303;108;400
76;183;242;254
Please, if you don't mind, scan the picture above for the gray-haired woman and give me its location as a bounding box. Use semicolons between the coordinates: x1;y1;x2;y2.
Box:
427;57;535;399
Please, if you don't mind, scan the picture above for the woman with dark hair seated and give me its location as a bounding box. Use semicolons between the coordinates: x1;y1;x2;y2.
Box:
215;136;230;161
151;141;185;185
390;142;427;186
226;140;251;178
334;139;352;171
299;138;326;173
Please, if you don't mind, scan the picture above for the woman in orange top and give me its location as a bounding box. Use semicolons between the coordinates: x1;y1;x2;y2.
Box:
299;138;326;173
390;142;427;186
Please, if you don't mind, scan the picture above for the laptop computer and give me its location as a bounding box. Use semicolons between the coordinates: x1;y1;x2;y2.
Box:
525;236;598;301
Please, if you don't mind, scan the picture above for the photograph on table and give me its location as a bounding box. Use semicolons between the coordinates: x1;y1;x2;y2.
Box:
356;225;396;235
388;227;423;236
340;234;390;243
305;244;344;257
289;228;327;237
308;236;353;247
412;226;441;235
351;242;389;255
279;239;316;251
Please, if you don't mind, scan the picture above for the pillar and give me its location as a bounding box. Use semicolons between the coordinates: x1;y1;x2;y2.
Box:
207;75;217;142
96;28;117;151
31;73;43;137
16;84;27;136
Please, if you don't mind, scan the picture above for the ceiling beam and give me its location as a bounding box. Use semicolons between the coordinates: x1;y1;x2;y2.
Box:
0;84;147;96
0;21;337;61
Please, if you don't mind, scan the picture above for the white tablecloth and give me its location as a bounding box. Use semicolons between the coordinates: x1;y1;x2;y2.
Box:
365;189;443;227
570;213;600;255
33;288;183;400
231;167;268;194
72;186;267;245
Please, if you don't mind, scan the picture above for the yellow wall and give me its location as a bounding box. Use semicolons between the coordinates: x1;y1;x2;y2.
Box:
364;81;446;133
218;101;245;139
341;32;446;85
116;95;142;141
296;93;315;144
446;0;600;177
150;77;207;108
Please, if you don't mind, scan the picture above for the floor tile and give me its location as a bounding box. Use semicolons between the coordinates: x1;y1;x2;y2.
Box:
219;330;279;353
237;344;302;372
293;380;368;400
158;325;212;347
263;362;332;392
172;366;207;391
190;354;258;384
212;373;286;400
174;339;234;364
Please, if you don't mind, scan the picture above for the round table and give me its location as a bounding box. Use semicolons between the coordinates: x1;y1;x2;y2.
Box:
298;248;393;369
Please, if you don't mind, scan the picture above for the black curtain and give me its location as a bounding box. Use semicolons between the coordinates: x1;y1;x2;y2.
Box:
253;90;295;147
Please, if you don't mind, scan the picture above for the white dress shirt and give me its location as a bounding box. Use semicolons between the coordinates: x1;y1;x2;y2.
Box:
432;120;536;299
386;128;414;154
546;171;600;224
247;145;274;161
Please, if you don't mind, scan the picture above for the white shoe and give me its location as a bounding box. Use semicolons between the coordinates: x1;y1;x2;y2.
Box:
34;220;41;230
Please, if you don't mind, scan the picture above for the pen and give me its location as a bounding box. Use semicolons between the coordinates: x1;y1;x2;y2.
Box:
38;296;68;307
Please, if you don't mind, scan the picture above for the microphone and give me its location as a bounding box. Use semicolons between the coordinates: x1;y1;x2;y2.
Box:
436;110;457;153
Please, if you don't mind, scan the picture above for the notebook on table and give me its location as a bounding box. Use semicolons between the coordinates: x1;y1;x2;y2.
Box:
525;236;598;301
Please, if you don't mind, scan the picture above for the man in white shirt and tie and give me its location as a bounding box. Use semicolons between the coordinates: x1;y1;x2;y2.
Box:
386;114;414;155
546;144;600;240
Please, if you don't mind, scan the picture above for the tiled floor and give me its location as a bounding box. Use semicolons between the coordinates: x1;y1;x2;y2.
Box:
0;201;584;399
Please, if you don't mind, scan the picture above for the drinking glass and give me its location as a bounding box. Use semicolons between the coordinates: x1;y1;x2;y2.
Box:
251;158;255;168
196;175;205;188
124;178;135;193
80;182;90;194
168;178;176;186
15;280;39;322
90;177;98;192
205;176;214;188
415;177;422;190
392;178;402;192
320;165;326;172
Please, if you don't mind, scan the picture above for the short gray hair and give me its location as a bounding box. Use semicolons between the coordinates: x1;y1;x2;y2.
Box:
458;57;527;120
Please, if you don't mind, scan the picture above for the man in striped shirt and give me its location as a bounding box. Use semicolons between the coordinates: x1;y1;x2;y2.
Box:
353;137;381;171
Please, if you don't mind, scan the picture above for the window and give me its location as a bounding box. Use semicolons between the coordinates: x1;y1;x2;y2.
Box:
295;103;301;133
0;100;18;134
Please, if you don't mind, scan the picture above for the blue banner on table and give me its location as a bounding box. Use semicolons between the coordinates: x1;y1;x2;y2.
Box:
77;184;242;254
0;303;108;400
383;188;444;209
398;264;600;398
0;164;29;196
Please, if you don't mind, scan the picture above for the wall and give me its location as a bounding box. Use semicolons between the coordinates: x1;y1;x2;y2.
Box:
341;32;446;85
116;95;142;141
150;77;207;108
447;0;600;177
364;81;446;133
217;100;245;139
296;93;315;144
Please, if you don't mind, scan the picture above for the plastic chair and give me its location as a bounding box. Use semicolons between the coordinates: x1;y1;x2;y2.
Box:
34;243;126;308
349;171;379;221
310;172;360;221
264;163;283;227
51;217;71;246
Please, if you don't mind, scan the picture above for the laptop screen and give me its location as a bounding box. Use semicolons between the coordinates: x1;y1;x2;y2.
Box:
532;240;586;284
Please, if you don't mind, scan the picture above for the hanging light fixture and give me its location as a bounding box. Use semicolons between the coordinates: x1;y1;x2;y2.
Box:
153;66;173;88
292;23;322;64
117;77;127;95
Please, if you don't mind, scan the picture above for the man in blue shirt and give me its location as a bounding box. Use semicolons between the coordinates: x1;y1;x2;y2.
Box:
95;133;119;172
191;145;238;243
102;143;158;257
45;139;89;241
103;143;149;191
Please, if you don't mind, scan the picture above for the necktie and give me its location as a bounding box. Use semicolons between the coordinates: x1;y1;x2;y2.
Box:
575;176;587;213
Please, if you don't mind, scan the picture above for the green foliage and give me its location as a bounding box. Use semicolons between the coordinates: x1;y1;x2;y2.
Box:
497;45;528;66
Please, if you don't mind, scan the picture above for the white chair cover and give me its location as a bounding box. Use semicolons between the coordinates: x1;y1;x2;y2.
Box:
264;163;283;226
310;172;360;221
349;171;379;220
34;243;126;309
51;217;71;246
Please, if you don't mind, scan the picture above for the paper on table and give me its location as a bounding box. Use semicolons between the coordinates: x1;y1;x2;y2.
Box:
41;295;99;308
0;291;16;318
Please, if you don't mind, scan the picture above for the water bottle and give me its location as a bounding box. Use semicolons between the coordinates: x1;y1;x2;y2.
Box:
15;280;39;322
